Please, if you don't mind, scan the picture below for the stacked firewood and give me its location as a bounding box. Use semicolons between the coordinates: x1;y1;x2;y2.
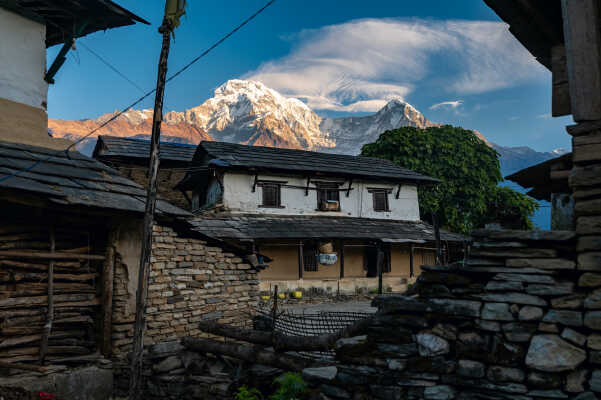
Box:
0;225;104;368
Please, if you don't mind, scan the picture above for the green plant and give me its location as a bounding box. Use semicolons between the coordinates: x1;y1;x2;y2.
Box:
361;125;538;234
235;386;263;400
270;373;308;400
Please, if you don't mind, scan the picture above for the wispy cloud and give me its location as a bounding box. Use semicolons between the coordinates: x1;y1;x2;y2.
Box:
245;18;546;112
536;113;551;119
430;100;463;110
508;116;520;121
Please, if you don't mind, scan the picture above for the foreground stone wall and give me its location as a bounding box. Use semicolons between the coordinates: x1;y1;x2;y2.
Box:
111;225;259;358
302;229;601;399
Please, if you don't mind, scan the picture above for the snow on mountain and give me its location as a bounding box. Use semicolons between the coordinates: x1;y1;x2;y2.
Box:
319;99;437;154
48;79;562;183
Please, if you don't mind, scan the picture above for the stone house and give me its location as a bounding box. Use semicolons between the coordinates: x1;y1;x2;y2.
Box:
93;135;198;210
0;2;259;393
177;141;466;294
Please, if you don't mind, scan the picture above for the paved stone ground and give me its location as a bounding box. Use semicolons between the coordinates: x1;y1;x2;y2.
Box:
282;300;377;314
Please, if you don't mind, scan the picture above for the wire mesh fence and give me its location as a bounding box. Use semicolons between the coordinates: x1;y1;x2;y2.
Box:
253;306;372;361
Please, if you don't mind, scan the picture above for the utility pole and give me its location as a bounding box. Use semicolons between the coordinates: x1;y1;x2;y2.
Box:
129;2;185;398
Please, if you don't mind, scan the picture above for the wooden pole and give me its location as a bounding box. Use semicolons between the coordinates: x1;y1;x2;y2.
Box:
129;18;173;400
339;240;345;279
298;242;303;279
102;227;118;357
39;227;55;364
409;243;415;278
433;213;442;265
376;243;383;295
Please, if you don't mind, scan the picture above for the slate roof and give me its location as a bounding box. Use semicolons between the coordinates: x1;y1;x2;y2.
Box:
0;141;189;217
188;141;439;184
94;136;198;163
505;153;572;201
2;0;150;47
188;214;466;243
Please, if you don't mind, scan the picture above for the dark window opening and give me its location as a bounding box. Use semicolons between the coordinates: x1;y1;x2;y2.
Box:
317;183;341;211
303;243;318;272
261;184;281;208
372;190;390;212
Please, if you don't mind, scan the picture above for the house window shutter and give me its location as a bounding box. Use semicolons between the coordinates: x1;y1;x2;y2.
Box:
316;182;340;210
373;191;389;212
303;243;318;271
262;184;281;207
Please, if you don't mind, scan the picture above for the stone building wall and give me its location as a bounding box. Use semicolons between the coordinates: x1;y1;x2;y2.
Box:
110;224;259;358
116;165;190;210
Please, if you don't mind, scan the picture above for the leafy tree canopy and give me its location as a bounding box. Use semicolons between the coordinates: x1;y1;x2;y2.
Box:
360;125;538;234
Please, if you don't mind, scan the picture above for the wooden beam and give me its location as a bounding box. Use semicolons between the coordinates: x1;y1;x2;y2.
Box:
251;174;259;193
305;176;311;196
376;244;383;295
298;242;304;279
561;0;601;121
409;243;415;278
39;227;55;364
339;241;345;279
552;45;571;117
0;250;105;260
346;179;353;198
102;227;119;357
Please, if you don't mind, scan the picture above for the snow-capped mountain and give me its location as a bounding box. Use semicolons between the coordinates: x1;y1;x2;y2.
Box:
319;99;437;154
48;79;563;178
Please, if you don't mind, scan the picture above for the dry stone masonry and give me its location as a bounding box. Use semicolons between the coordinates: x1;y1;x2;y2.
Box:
299;229;601;399
111;225;259;357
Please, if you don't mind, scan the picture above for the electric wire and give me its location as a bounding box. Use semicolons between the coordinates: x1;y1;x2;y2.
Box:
0;0;277;184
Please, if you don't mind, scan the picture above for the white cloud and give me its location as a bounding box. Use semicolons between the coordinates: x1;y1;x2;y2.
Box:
430;100;463;110
536;113;551;119
245;18;546;112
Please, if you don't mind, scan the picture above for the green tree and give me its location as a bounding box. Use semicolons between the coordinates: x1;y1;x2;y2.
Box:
360;125;538;234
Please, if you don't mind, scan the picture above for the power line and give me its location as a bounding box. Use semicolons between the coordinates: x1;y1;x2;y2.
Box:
0;0;277;184
79;41;145;93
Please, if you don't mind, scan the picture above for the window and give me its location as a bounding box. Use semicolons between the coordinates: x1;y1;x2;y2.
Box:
316;182;340;211
372;190;390;212
303;243;318;271
261;183;282;208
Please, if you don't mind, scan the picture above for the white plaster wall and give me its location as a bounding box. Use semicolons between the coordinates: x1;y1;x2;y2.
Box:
0;8;48;109
221;172;420;221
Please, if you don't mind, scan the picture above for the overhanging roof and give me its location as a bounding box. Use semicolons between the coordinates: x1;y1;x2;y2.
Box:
93;135;197;164
484;0;564;71
179;141;439;189
1;0;149;47
188;214;466;243
0;140;189;217
505;152;572;201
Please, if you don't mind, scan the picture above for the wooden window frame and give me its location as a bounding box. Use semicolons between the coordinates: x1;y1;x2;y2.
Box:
371;190;390;212
260;183;283;208
316;182;341;211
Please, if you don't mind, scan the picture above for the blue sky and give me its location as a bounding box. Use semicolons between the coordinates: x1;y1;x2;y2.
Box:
47;0;572;152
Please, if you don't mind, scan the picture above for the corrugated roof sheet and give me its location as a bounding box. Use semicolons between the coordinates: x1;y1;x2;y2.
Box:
194;141;439;184
94;136;198;163
188;214;465;242
0;141;189;216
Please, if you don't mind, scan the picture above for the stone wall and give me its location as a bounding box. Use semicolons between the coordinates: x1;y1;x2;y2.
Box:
116;165;190;210
110;224;259;358
301;229;601;399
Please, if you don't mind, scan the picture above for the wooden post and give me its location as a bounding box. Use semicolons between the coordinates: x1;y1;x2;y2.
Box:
433;213;442;265
129;17;174;400
298;242;303;279
102;227;119;357
339;240;345;279
409;243;415;278
376;244;383;295
271;285;278;331
39;227;55;364
561;0;601;121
